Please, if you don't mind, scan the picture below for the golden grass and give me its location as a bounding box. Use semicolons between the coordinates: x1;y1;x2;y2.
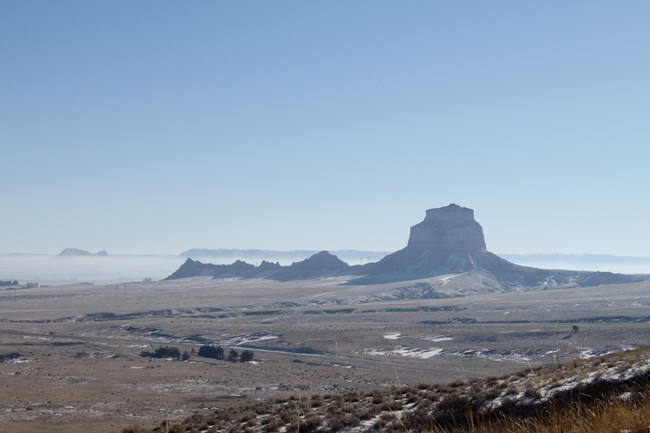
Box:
122;348;650;433
434;397;650;433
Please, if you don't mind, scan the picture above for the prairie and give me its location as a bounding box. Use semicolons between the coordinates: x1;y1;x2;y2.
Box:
1;276;649;432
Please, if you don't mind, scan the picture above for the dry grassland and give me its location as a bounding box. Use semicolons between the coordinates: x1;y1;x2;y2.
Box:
1;276;649;432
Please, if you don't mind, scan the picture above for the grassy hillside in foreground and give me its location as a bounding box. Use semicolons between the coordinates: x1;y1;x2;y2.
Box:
123;348;650;433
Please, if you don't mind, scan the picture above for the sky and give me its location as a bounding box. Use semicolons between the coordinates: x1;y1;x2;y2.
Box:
2;1;650;256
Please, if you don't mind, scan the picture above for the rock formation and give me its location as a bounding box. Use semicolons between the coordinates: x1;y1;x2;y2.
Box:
407;204;486;251
166;258;255;280
245;260;283;279
269;251;351;281
165;204;643;289
165;252;352;281
356;204;639;287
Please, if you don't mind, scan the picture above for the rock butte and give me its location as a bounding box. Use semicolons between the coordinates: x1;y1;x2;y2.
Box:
167;204;643;289
407;204;486;251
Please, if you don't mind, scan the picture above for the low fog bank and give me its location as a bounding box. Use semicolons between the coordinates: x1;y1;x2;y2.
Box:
0;255;186;285
0;252;382;286
501;253;650;275
180;249;389;266
1;253;649;286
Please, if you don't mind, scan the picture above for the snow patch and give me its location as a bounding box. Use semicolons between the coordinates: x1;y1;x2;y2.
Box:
422;335;453;342
222;333;281;346
7;357;32;364
384;333;402;340
366;346;444;359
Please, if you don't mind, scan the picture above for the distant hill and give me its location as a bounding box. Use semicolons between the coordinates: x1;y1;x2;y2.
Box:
166;204;646;289
166;251;366;281
268;251;353;281
179;248;388;265
353;204;641;287
57;248;109;257
166;259;255;280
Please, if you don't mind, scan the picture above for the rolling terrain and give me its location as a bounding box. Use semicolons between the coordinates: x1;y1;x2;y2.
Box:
1;275;649;432
2;205;649;432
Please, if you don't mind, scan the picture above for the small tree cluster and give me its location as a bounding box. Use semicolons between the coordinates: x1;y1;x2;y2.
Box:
240;350;254;362
140;346;190;360
197;344;225;359
197;345;254;363
0;280;18;286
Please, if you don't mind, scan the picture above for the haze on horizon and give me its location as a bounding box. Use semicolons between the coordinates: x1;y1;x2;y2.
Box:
2;2;650;257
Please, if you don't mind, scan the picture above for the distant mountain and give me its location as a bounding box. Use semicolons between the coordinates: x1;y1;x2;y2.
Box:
165;204;646;289
57;248;109;257
269;251;352;281
353;204;642;287
246;260;283;279
179;248;388;264
165;251;363;281
166;258;255;279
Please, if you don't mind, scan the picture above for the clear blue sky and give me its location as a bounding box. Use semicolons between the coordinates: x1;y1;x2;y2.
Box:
2;1;649;256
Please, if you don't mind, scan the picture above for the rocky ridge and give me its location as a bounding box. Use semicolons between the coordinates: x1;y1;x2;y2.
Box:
353;204;639;287
166;251;360;281
165;204;643;289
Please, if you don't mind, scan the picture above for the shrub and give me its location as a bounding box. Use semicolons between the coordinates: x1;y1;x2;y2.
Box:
524;386;542;400
140;346;182;360
303;413;322;430
240;350;254;362
380;400;403;411
185;413;208;430
404;405;434;428
262;418;283;433
436;392;472;419
168;424;184;433
287;413;322;433
198;345;225;360
328;413;360;431
484;387;501;399
228;349;240;362
279;407;297;423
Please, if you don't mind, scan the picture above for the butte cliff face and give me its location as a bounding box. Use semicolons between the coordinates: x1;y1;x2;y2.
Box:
407;204;487;252
356;204;639;288
357;204;502;280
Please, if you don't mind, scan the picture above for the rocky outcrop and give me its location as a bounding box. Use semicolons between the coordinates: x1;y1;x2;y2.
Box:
165;252;355;281
270;251;351;281
165;258;255;280
178;248;389;264
165;204;644;289
246;261;283;278
407;204;486;252
355;204;640;287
